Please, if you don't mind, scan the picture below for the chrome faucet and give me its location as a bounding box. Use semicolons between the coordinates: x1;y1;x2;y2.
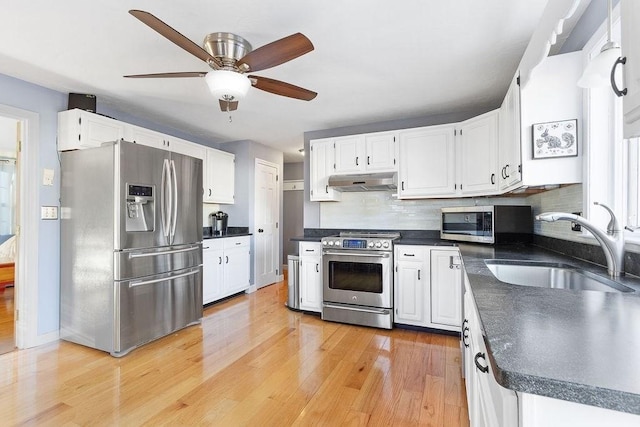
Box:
535;202;625;277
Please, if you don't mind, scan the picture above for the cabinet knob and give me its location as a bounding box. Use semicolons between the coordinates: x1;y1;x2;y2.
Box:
258;228;264;233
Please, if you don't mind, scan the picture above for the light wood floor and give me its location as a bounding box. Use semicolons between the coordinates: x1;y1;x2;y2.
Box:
0;280;469;426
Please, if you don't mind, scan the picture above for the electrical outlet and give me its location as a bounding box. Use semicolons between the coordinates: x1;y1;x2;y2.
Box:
571;212;582;232
41;206;58;220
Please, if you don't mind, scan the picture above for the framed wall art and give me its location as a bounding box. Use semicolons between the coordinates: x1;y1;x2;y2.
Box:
532;119;578;159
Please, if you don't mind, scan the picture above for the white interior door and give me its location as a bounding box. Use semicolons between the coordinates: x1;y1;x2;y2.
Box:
254;159;279;288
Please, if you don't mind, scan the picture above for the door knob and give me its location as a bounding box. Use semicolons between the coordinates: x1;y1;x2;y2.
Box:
258;228;264;233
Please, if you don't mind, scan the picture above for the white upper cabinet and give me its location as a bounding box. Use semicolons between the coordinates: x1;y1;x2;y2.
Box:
459;110;499;196
58;109;125;151
398;124;456;198
499;75;522;190
168;136;206;160
333;132;397;174
333;135;366;174
127;125;165;149
204;148;235;204
310;139;341;201
365;132;397;172
622;0;640;138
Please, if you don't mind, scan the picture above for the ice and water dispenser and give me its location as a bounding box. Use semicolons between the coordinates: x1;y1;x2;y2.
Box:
125;184;155;232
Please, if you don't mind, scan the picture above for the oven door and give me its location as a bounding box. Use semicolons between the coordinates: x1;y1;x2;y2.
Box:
322;250;392;308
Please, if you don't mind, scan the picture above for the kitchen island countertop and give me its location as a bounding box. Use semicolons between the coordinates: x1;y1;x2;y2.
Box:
459;243;640;415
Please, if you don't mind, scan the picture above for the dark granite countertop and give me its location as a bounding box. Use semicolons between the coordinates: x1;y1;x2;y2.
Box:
394;238;458;246
459;243;640;415
290;235;322;242
203;226;251;240
203;232;252;240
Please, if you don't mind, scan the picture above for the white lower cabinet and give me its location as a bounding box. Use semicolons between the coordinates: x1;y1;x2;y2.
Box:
463;274;518;427
299;241;322;312
202;236;250;305
394;245;461;331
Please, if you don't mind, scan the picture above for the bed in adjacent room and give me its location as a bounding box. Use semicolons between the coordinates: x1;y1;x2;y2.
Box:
0;235;15;290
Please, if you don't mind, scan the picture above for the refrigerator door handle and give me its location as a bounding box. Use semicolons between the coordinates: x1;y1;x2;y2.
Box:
160;158;171;240
129;268;199;288
128;245;200;259
170;159;178;243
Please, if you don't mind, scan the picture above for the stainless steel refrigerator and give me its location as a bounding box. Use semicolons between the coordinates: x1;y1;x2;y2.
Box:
60;140;203;357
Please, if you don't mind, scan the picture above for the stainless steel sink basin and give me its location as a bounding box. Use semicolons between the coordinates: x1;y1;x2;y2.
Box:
484;259;634;293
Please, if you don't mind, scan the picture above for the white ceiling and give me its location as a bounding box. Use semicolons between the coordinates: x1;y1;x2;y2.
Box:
0;1;582;162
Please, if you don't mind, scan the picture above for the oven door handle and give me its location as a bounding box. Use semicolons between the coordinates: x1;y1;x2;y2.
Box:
323;302;390;315
323;251;391;258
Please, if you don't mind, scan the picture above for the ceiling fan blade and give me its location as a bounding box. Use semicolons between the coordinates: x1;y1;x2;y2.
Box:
248;75;317;101
129;10;222;69
219;99;239;112
124;72;207;78
237;33;314;73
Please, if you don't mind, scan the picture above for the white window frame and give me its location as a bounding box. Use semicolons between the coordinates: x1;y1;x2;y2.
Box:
582;5;640;244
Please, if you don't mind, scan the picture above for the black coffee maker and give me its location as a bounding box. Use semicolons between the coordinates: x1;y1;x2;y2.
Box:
210;211;228;236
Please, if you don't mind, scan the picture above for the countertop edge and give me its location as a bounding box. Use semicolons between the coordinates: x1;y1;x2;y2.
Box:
459;243;640;416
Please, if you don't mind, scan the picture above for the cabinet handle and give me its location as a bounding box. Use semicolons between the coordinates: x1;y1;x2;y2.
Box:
490;173;495;185
501;167;506;180
474;352;489;373
203;246;210;250
258;229;264;233
401;181;405;191
325;184;329;194
611;56;628;97
418;269;421;280
356;156;359;166
505;164;510;178
305;249;314;252
367;156;370;165
218;256;222;264
316;263;319;273
225;256;229;264
403;253;415;257
209;189;212;196
463;327;470;348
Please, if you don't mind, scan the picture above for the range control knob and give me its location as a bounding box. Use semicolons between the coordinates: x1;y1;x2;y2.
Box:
368;242;375;248
375;242;382;248
328;241;334;246
382;242;390;248
322;240;328;246
334;240;341;246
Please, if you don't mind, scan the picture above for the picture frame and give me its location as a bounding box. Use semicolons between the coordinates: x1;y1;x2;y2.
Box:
532;119;578;159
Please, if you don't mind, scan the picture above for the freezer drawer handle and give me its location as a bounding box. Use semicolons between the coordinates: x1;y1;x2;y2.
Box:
129;269;199;287
129;246;200;259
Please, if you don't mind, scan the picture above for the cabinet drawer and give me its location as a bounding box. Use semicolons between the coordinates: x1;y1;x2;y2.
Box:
300;241;321;256
223;236;250;250
395;245;426;261
202;239;223;251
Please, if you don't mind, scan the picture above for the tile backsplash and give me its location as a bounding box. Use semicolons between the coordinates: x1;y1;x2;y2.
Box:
527;184;585;243
319;192;529;229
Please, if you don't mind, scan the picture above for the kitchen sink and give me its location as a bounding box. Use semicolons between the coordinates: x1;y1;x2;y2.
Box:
484;259;634;293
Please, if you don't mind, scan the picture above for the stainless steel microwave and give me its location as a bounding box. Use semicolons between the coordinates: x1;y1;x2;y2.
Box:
440;205;533;244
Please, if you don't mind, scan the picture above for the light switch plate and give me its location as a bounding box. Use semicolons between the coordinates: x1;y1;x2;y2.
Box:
42;168;55;186
41;206;58;220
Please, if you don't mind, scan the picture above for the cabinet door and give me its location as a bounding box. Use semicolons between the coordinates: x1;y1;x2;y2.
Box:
364;132;397;172
394;245;427;326
127;126;166;149
310;139;341;201
205;148;235;204
398;125;456;198
169;137;206;161
622;0;640;138
499;75;522;190
223;244;250;295
299;255;322;312
334;135;366;174
202;245;224;304
460;110;499;196
58;110;126;151
430;249;462;328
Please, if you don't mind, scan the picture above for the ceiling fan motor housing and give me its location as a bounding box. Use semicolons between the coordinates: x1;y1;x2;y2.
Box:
203;32;252;68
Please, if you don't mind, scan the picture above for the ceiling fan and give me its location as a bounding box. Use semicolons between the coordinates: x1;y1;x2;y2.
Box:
124;10;317;112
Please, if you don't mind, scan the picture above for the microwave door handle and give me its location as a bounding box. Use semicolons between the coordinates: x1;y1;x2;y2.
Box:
170;159;178;243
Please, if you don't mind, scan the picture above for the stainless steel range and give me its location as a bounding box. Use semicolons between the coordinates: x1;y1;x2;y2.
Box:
321;232;400;329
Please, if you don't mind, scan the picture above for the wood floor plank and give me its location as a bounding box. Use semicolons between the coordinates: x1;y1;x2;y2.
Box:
0;280;467;426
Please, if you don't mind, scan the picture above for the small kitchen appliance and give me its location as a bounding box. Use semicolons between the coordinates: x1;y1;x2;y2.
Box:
440;205;532;244
211;211;228;236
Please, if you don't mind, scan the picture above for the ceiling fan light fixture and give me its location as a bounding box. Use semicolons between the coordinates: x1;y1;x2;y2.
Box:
205;70;251;100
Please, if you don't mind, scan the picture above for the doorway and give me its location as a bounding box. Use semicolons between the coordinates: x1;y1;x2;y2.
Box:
0;116;19;354
254;159;280;288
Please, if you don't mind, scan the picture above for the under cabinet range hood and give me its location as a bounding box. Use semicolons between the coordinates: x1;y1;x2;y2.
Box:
327;172;398;192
